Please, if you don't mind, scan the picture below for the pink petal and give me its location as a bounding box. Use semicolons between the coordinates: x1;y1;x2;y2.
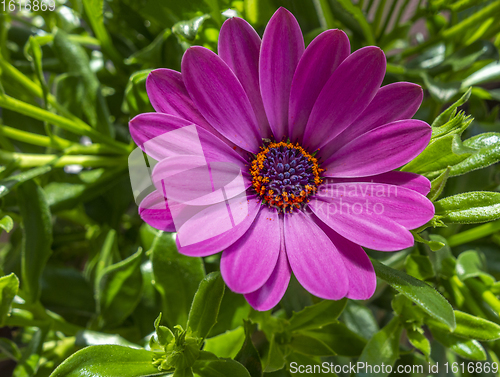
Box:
325;171;431;196
323;119;432;178
221;207;281;294
218;17;271;138
284;211;348;300
288;29;350;142
129;113;246;166
319;82;423;159
313;216;376;300
182;46;262;153
303;46;386;151
176;196;261;257
138;190;175;232
245;241;292;311
260;7;304;141
146;69;215;133
308;184;420;251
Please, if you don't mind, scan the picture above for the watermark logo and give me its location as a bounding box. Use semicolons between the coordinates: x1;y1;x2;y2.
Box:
128;125;249;246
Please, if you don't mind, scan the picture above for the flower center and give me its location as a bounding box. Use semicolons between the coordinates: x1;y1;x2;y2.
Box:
250;141;324;212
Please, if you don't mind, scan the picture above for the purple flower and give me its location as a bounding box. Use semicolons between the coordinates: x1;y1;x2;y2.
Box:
129;7;435;310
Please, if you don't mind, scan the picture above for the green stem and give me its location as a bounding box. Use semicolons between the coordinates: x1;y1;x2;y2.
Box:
394;0;410;27
0;150;127;168
372;0;388;37
448;220;500;247
378;0;399;39
0;94;129;153
0;125;122;155
466;278;500;315
449;276;488;318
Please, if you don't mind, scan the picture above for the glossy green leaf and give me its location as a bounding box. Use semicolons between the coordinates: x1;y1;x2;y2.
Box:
0;273;19;326
462;61;500;87
372;259;456;330
0;215;13;233
455;250;493;282
0;165;52;199
151;232;205;328
75;330;140;348
427;310;500;341
186;272;225;340
402;134;475;176
449;132;500;177
407;328;430;358
435;191;500;224
192;358;251;377
204;327;245;359
405;254;435;280
18;180;53;304
235;321;262;377
430;327;487;361
49;345;161;377
96;248;144;328
288;299;347;331
358;318;403;377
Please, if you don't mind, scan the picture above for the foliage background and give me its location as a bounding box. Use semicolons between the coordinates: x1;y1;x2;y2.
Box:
1;0;500;376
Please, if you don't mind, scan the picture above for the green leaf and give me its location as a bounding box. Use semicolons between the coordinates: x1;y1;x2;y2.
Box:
187;272;225;340
75;330;140;348
291;322;367;357
428;167;451;202
286;352;338;376
53;29;113;136
0;215;13;233
430;327;486;361
288;299;347;332
421;74;461;103
449;132;500;177
462;61;500;88
427;310;500;341
407;328;430;358
235;321;262;377
192;358;251;377
405;254;435;280
151;232;205;328
358;318;403;377
402;134;475;177
435;191;500;224
204;327;245;359
0;165;52;199
341;301;379;340
0;273;19;326
372;259;456;330
431;88;471;128
14;326;49;377
327;0;375;44
18;180;53;304
49;345;161;377
456;250;493;282
96;248;144;328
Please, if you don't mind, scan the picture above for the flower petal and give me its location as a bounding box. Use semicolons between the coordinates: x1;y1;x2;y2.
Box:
129;113;246;165
319;82;423;159
284;211;348;300
221;207;281;294
139;190;175;232
323;119;432;178
288;29;350;142
316;182;435;229
303;46;386;151
314;217;375;300
245;242;291;311
260;7;304;141
146;69;215;132
182;46;262;153
219;17;271;138
325;171;431;196
176;196;261;257
308;186;418;251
